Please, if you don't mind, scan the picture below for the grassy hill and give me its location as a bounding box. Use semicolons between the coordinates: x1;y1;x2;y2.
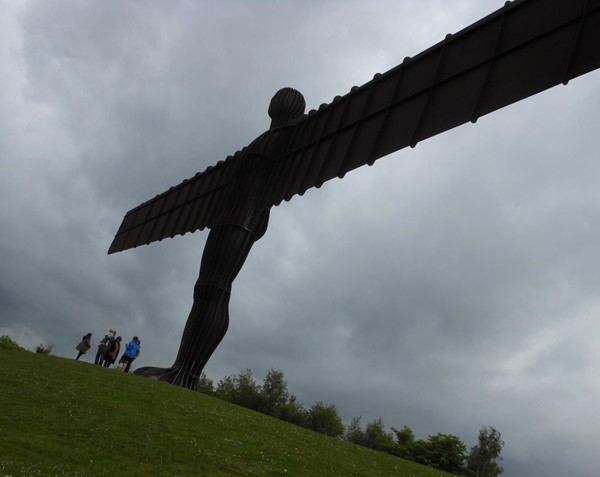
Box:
0;348;453;477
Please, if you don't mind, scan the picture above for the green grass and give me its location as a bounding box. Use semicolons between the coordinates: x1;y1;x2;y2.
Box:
0;349;453;477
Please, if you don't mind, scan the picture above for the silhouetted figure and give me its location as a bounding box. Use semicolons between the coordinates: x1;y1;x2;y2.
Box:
75;333;93;360
134;88;306;388
103;335;122;367
94;329;116;366
108;2;600;391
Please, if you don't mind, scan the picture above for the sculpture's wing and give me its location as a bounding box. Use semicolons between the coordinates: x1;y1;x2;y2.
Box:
110;0;598;254
259;0;600;209
108;153;242;254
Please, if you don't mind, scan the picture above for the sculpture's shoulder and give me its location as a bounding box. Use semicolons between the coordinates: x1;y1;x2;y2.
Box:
246;122;301;160
246;129;280;158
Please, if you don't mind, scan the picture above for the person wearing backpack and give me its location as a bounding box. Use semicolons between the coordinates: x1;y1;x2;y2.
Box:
103;336;122;368
94;329;116;366
119;337;140;373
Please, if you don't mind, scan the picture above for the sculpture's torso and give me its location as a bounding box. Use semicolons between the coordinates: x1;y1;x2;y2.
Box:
215;127;287;239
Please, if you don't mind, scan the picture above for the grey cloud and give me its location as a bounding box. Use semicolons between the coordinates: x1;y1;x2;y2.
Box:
2;1;599;476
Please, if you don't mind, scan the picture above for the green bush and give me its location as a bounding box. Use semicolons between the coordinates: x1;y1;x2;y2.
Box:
35;343;53;355
0;335;27;352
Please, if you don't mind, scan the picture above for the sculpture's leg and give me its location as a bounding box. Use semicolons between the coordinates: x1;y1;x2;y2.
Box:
134;223;258;389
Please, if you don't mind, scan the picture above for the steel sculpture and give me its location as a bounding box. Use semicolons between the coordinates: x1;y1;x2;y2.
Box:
109;0;600;389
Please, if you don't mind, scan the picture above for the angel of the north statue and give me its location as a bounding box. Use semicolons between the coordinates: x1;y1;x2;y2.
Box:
109;0;600;389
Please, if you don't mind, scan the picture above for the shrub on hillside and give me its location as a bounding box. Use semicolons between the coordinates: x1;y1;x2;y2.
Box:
197;373;214;394
307;401;345;438
35;343;53;355
0;335;27;352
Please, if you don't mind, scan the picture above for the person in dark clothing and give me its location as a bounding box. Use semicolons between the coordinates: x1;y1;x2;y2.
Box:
94;329;116;366
75;333;92;360
103;336;122;367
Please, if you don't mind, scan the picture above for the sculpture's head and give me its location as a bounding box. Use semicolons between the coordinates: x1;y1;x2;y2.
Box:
268;87;305;129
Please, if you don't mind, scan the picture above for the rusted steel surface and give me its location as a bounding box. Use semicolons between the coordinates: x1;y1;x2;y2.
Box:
109;0;600;255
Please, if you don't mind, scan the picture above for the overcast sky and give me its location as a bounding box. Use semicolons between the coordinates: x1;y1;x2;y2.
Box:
2;1;599;476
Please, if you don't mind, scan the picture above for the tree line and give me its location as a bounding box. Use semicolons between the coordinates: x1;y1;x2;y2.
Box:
197;368;504;477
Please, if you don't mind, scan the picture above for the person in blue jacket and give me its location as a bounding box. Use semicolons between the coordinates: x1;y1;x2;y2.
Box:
118;336;141;373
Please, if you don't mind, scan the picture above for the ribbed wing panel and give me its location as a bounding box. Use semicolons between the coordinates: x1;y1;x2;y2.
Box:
259;0;600;208
108;155;241;254
110;0;600;254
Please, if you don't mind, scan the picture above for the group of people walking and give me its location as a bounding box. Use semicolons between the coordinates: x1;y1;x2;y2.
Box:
75;330;141;373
